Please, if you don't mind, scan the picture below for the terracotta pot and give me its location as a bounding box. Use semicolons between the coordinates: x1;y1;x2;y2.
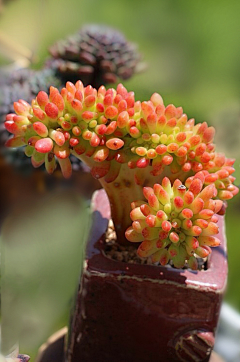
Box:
36;327;67;362
67;189;227;362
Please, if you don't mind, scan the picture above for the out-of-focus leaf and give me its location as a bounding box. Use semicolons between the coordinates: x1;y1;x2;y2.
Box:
1;189;91;356
210;102;240;159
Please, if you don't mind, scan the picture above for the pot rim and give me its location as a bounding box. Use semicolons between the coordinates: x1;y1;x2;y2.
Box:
87;189;228;294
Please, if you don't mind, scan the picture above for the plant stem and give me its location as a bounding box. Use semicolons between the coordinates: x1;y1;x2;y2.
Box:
99;165;144;244
77;153;192;245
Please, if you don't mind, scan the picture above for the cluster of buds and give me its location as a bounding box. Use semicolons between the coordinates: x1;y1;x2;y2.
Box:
126;175;224;269
4;81;239;268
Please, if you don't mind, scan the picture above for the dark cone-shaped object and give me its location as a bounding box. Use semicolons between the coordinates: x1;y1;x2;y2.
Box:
48;24;142;88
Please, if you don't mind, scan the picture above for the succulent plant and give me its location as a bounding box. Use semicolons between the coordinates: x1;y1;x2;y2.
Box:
126;174;226;269
0;67;62;172
48;24;142;88
1;25;143;174
4;81;238;268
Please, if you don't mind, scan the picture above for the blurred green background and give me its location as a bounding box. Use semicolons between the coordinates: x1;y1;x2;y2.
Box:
1;0;240;359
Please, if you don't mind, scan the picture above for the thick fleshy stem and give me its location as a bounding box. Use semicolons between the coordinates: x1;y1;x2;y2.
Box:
79;156;165;243
79;152;194;243
100;165;144;244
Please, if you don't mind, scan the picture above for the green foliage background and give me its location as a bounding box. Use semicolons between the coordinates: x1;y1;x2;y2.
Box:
1;0;240;358
1;191;91;359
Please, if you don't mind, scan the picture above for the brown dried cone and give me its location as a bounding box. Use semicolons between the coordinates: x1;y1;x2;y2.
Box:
48;24;143;88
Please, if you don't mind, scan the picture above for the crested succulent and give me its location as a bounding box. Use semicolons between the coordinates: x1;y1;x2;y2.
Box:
4;81;238;268
48;24;142;88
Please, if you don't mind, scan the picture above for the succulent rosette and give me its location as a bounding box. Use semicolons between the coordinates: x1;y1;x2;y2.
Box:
48;24;142;87
125;175;224;269
4;81;239;252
